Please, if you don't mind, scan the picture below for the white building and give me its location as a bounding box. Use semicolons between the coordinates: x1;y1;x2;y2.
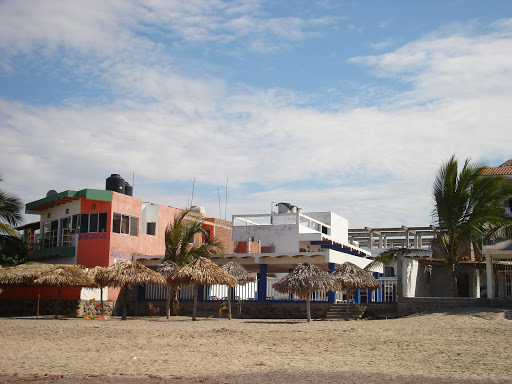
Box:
211;203;389;304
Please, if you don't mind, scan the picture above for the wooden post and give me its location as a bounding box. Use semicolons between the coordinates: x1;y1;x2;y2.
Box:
54;286;61;319
192;285;198;321
306;295;311;322
227;286;232;320
37;288;40;318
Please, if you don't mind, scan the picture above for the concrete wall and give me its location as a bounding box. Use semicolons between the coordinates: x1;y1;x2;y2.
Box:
232;224;299;253
304;212;349;243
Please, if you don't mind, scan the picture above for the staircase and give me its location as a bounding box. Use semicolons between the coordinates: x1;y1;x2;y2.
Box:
326;303;363;320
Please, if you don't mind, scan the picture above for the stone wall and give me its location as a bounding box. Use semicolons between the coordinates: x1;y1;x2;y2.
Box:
397;297;492;316
132;300;331;319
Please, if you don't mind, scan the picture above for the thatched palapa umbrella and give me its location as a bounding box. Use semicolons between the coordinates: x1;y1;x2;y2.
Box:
103;260;167;320
169;257;237;321
33;265;96;319
87;266;110;314
0;263;79;317
221;262;256;320
331;262;382;316
157;261;180;319
272;262;335;322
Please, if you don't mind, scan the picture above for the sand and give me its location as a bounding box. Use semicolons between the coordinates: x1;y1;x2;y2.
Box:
0;307;511;384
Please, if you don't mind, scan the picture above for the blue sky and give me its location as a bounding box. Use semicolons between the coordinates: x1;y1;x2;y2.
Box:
1;0;512;228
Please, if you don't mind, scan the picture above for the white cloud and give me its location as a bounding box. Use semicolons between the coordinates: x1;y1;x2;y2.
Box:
1;7;512;228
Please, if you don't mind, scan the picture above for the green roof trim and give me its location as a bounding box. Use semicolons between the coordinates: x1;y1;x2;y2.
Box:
29;246;76;261
26;189;113;213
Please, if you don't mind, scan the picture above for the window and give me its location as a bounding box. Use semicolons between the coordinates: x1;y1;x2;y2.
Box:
113;213;121;233
129;217;138;236
43;220;58;248
98;213;107;232
147;222;156;236
113;213;139;237
77;213;108;234
72;214;80;232
80;214;89;233
89;213;99;232
121;215;129;234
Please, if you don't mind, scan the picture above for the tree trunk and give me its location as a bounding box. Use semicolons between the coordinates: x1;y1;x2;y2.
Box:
122;286;128;320
227;286;232;320
166;285;171;319
450;265;458;297
171;287;179;316
54;286;62;319
100;286;104;315
306;295;311;322
192;285;198;321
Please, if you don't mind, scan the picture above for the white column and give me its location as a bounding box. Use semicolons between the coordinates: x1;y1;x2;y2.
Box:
486;254;494;299
474;269;481;298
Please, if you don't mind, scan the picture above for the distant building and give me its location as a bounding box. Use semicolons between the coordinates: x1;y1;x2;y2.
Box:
482;159;512;300
5;174;230;302
206;202;391;304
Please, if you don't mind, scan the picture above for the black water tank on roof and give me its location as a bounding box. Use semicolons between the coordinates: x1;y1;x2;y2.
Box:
106;174;125;194
124;182;133;197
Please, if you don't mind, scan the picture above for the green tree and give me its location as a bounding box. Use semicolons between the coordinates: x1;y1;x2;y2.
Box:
0;177;27;265
432;156;512;296
163;210;223;317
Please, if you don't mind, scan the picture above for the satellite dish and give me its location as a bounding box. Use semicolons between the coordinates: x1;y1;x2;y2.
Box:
46;190;58;198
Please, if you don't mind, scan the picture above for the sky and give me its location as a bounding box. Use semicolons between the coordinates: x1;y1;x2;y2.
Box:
1;0;512;228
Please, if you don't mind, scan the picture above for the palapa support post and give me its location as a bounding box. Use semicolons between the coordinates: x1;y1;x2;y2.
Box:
306;295;311;322
257;264;267;302
193;284;199;321
227;286;232;320
328;263;336;303
166;285;172;319
37;288;40;318
54;286;62;319
122;286;128;320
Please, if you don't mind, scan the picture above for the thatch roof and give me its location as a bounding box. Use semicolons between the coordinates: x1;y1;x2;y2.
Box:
33;265;96;288
272;262;335;296
0;263;79;286
169;257;237;287
157;261;180;282
222;262;256;285
87;266;110;287
103;260;167;288
332;262;382;291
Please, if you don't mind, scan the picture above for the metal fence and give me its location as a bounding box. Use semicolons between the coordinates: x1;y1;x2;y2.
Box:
144;277;398;303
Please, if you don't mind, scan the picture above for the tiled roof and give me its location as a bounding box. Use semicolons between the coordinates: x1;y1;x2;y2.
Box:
482;166;512;176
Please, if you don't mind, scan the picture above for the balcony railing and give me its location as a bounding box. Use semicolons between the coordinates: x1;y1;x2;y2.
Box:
143;277;398;303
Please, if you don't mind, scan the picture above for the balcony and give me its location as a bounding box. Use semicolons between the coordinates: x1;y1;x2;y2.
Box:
28;231;76;261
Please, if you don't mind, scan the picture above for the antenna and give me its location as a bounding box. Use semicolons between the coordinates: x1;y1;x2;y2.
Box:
190;177;196;208
218;187;222;219
224;177;228;221
132;172;135;186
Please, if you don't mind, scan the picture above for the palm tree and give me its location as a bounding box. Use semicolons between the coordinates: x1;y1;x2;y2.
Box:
432;156;512;296
0;177;26;265
163;210;224;316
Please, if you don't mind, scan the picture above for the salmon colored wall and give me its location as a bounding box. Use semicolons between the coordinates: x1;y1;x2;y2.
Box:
0;286;81;300
76;199;113;268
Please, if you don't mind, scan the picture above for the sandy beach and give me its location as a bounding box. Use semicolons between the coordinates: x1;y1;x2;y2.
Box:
0;307;511;384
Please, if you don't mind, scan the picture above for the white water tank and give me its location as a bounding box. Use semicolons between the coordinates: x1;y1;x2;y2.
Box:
190;205;206;217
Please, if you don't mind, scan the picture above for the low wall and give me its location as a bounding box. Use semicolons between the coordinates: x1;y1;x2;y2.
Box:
140;300;332;319
397;297;493;316
0;299;117;317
